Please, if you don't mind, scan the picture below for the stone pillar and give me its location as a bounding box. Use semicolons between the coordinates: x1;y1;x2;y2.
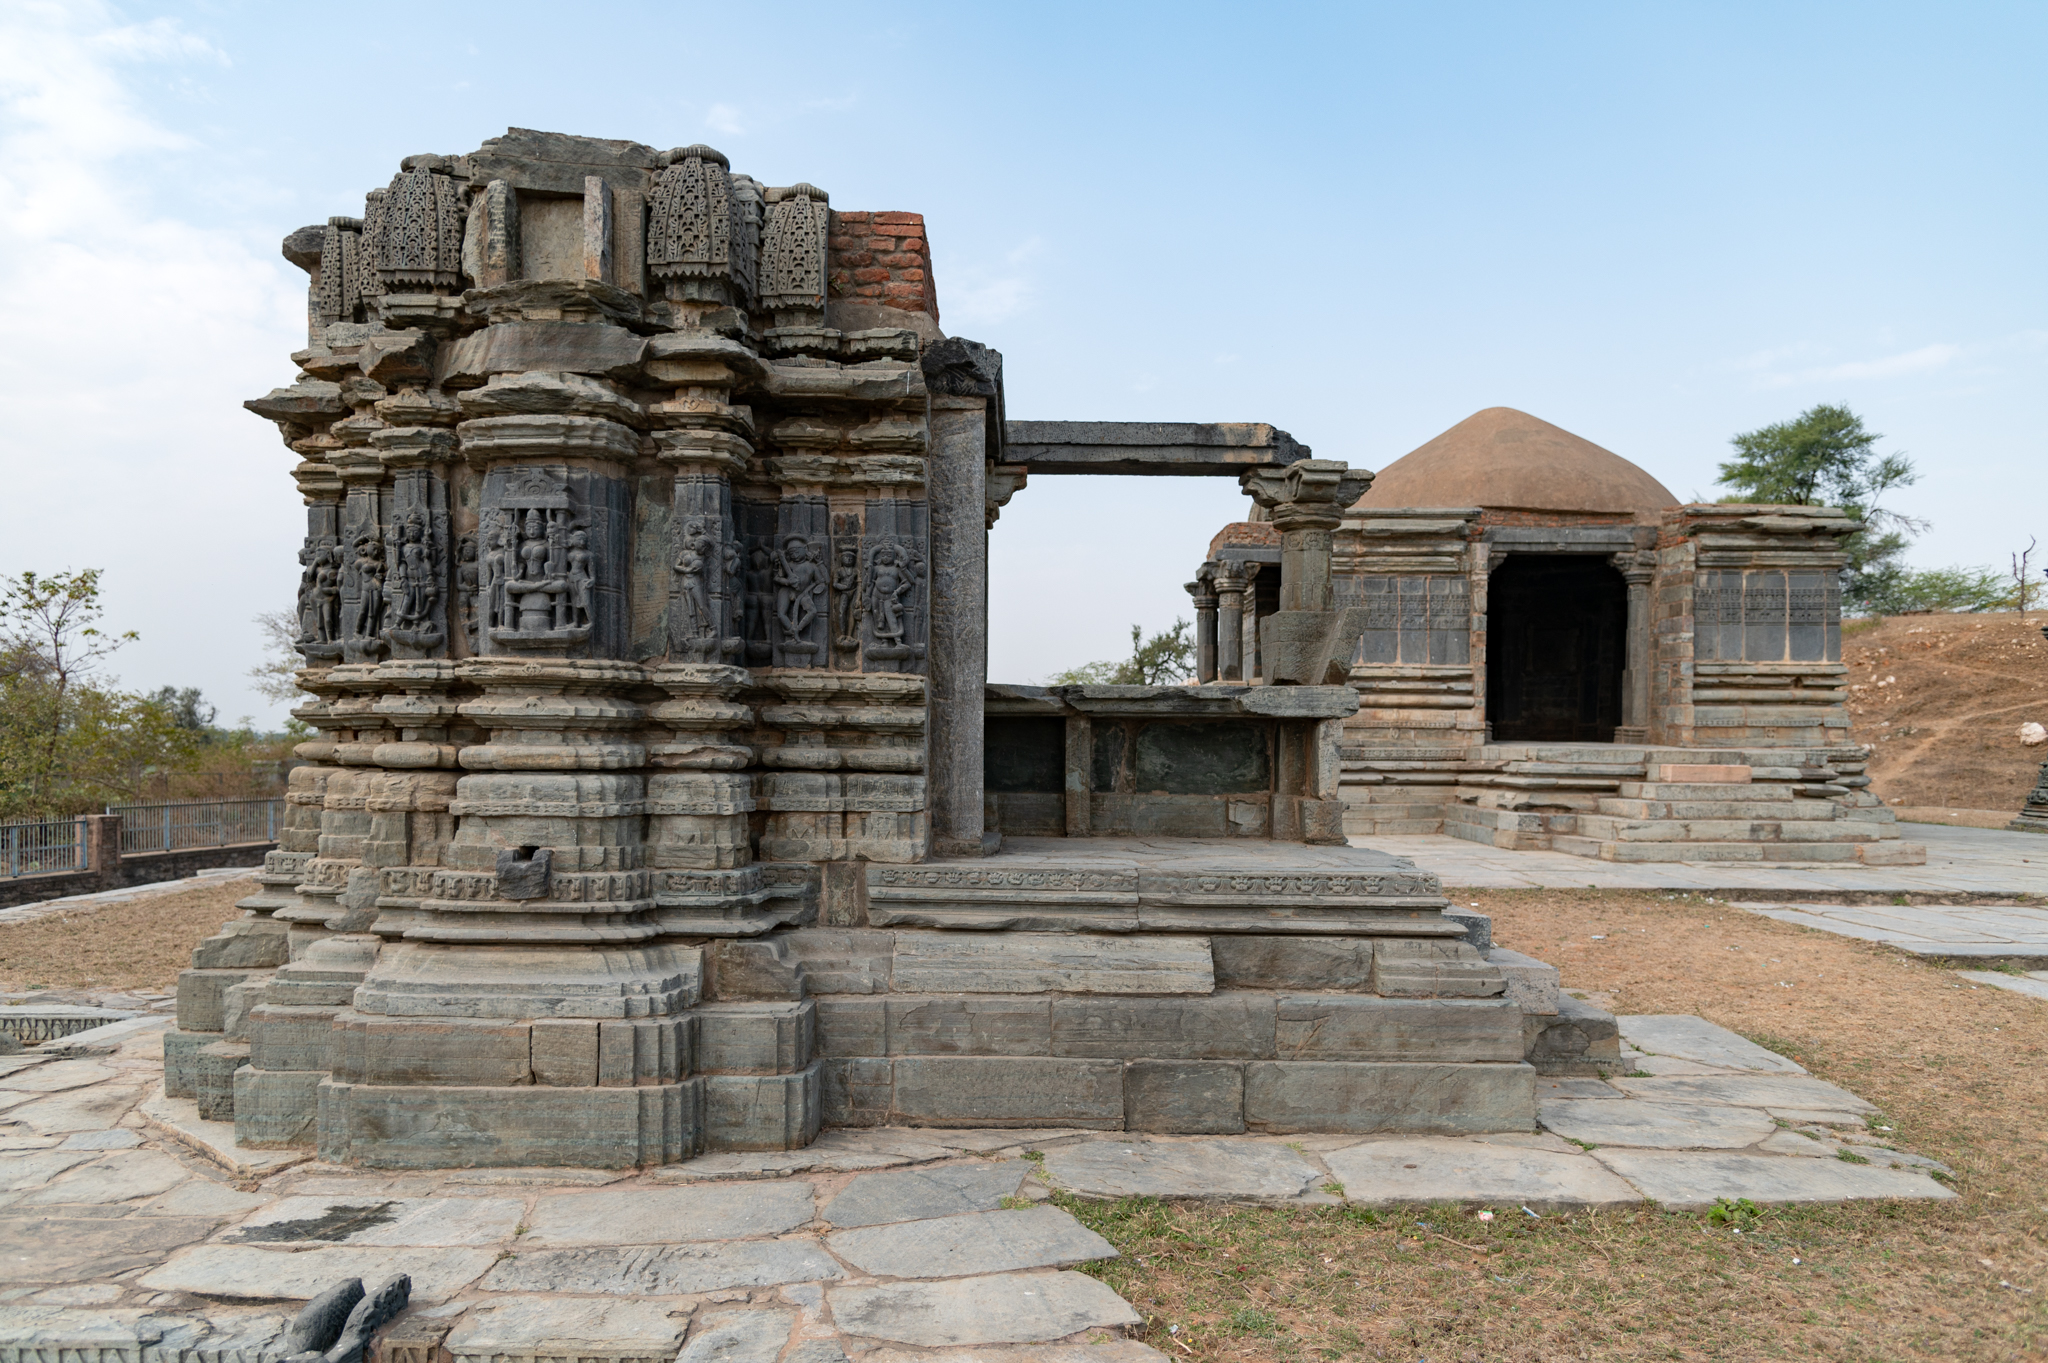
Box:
928;395;994;857
84;814;122;892
1611;551;1656;744
1240;461;1374;685
1215;561;1253;682
1186;565;1219;684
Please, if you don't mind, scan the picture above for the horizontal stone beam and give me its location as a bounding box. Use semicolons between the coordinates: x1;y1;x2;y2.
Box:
1003;421;1310;476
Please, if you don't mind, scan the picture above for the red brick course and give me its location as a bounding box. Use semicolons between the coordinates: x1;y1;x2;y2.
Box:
827;210;939;321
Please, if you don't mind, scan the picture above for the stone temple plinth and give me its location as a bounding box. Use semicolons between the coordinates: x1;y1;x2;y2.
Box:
166;129;1588;1167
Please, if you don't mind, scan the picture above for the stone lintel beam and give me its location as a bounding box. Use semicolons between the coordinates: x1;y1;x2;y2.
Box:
1003;421;1310;476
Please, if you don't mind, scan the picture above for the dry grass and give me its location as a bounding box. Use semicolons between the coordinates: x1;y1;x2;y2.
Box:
1064;890;2048;1361
0;877;256;992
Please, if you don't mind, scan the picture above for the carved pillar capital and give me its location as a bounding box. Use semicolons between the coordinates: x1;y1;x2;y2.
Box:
985;463;1027;528
1239;460;1374;534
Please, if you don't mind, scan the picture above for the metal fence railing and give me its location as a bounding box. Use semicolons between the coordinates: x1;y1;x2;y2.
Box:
0;817;89;878
105;799;283;855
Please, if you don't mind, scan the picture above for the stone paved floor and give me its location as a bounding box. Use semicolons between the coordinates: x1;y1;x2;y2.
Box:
1360;824;2048;896
0;1014;1953;1363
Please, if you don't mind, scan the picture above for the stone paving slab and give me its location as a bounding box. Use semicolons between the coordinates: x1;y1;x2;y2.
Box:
860;1348;1167;1363
674;1308;797;1363
479;1240;843;1296
820;1159;1029;1227
1538;1098;1776;1150
1590;1149;1958;1210
829;1271;1141;1348
826;1206;1115;1278
138;1243;498;1302
223;1194;526;1247
1039;1138;1321;1200
520;1182;816;1246
445;1296;689;1363
1322;1136;1642;1211
1618;1016;1807;1073
0;1216;220;1284
19;1150;193;1207
1958;969;2048;1000
1612;1074;1876;1114
138;1093;308;1178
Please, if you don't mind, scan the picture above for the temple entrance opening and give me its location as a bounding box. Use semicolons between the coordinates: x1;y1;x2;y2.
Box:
1485;554;1626;743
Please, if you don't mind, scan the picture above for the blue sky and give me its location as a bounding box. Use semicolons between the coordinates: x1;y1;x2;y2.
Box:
1;1;2040;723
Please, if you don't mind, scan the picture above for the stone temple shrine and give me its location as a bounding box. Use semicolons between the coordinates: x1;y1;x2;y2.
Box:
167;129;1906;1167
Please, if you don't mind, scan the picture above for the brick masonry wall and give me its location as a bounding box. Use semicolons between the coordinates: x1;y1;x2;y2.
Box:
827;212;939;323
0;842;275;911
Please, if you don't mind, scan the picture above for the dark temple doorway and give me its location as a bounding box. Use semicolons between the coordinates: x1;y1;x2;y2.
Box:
1486;555;1626;742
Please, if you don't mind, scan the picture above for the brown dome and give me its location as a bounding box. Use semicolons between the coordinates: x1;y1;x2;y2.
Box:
1355;407;1678;520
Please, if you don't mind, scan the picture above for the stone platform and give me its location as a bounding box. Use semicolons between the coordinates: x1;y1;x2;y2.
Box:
168;837;1589;1165
0;1013;1952;1363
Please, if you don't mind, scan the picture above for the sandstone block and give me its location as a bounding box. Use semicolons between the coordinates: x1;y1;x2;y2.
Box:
598;1017;695;1086
1647;763;1750;783
813;997;888;1057
444;1296;689;1363
820;1159;1029;1227
888;996;1051;1056
892;932;1213;995
249;1004;345;1073
176;969;264;1033
889;1057;1124;1127
1038;1136;1319;1199
1124;1060;1245;1134
1051;994;1275;1059
1210;936;1373;990
532;1018;599;1087
826;1272;1139;1349
822;1058;891;1127
1371;939;1506;998
191;918;291;971
711;937;806;1000
1243;1061;1536;1134
783;929;896;994
1273;997;1524;1062
317;1080;699;1169
702;1065;822;1151
826;1205;1115;1279
1524;996;1622;1075
696;1002;815;1074
232;1066;322;1148
1486;949;1561;1016
194;1041;250;1121
330;1013;532;1087
162;1029;211;1099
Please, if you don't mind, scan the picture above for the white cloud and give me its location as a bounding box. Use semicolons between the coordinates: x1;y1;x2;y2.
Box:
939;235;1044;328
705;103;745;135
0;1;305;723
1736;340;1963;390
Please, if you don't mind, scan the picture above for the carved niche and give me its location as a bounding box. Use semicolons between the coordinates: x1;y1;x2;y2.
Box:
476;466;629;658
759;184;828;324
295;503;345;661
380;470;451;659
647;146;761;308
767;496;830;668
669;474;743;665
858;498;929;674
376;157;467;293
314;218;364;327
337;485;390;665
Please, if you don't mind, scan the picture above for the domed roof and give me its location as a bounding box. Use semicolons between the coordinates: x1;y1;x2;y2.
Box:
1354;407;1678;520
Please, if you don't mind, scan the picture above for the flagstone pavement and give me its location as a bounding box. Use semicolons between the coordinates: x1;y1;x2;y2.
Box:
0;1011;1954;1363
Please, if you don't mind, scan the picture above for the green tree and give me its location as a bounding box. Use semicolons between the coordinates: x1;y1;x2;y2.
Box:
0;569;200;817
145;686;216;733
1046;620;1195;686
1716;403;1923;598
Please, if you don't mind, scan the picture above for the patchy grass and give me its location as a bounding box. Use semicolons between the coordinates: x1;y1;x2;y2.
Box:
1063;889;2048;1360
0;877;256;992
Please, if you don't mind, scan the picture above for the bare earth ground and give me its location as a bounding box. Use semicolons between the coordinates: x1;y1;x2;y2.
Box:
1068;891;2048;1362
1847;611;2048;814
0;876;255;992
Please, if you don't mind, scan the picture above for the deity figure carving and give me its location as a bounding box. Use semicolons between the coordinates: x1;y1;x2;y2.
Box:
831;544;861;651
386;514;439;632
481;469;596;650
564;530;594;631
864;544;914;648
673;518;715;645
456;534;480;651
348;535;386;641
773;536;826;663
743;544;775;665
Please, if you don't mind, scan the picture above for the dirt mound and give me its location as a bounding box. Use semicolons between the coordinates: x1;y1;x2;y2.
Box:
1843;610;2048;813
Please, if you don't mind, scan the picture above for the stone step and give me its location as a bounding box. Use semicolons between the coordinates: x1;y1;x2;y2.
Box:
1615;782;1801;800
1597;798;1841;821
1573;816;1880;844
1550;837;1877;864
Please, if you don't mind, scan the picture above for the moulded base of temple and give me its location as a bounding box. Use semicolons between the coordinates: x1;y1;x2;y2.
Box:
169;837;1588;1164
